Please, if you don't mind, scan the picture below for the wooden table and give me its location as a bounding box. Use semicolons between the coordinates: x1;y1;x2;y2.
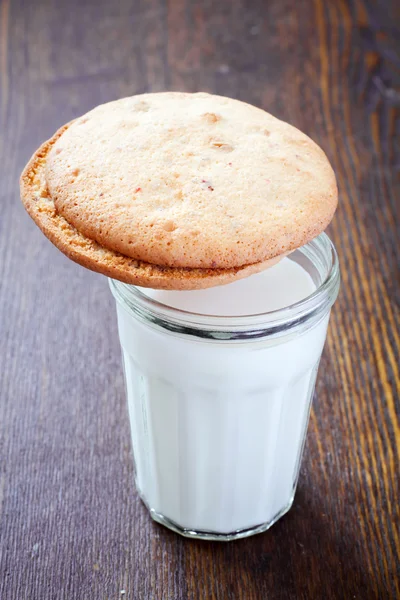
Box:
1;1;399;598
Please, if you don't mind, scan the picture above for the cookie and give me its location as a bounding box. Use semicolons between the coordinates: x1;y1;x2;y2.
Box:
20;92;337;289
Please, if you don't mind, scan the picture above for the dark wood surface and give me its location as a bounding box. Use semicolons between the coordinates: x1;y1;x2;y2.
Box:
1;0;399;598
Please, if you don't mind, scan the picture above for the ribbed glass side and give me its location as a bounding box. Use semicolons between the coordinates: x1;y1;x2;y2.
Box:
122;349;320;536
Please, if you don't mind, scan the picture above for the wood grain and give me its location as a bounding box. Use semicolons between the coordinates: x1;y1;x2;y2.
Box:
0;0;399;598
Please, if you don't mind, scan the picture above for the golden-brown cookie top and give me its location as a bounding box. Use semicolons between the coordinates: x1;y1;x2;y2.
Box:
20;124;281;290
44;92;337;270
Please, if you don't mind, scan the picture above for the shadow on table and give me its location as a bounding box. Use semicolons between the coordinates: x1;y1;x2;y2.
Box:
151;485;381;600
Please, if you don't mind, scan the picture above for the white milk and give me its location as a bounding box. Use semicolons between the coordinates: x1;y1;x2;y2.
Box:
141;258;316;315
111;246;338;539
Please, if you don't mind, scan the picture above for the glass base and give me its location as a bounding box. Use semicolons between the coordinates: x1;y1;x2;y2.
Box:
147;496;295;541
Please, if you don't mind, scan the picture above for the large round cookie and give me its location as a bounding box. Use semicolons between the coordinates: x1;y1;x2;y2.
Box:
20;92;337;289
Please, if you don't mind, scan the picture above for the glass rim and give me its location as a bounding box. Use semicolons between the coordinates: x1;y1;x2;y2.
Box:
109;233;340;340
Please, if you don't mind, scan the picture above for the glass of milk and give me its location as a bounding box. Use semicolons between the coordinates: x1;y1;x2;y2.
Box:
109;233;340;540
